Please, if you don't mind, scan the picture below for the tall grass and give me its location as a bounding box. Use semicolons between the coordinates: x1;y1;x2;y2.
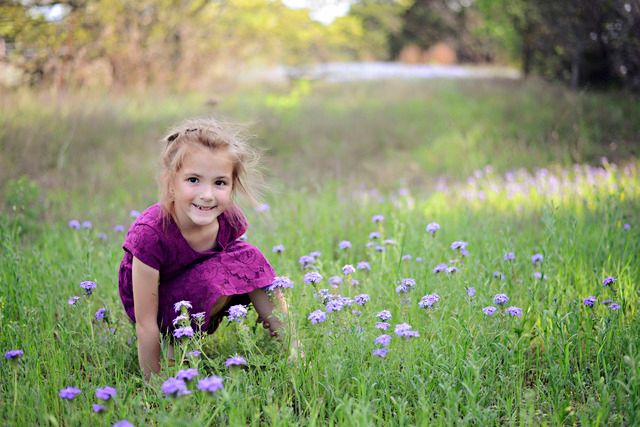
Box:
1;79;639;425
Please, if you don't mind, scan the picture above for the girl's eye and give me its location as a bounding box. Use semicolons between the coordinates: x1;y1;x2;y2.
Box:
215;180;227;187
187;177;199;184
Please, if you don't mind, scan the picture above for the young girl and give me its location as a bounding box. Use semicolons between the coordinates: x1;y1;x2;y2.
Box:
118;118;289;380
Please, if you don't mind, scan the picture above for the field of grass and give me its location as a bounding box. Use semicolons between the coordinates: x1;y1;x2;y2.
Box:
1;79;639;425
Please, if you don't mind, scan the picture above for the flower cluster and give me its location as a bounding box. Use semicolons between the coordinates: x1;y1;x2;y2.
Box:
418;293;440;309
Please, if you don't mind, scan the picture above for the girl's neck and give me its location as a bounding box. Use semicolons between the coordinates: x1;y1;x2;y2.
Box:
174;215;220;252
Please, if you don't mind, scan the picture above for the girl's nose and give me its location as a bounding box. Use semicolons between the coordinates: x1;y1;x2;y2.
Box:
200;185;215;200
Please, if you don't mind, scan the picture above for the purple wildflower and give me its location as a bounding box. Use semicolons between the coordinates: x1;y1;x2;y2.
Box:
394;323;419;338
383;239;396;246
533;272;543;280
176;368;199;381
304;272;323;285
376;310;392;321
310;251;322;259
400;278;416;288
191;312;206;321
506;306;523;317
130;210;140;218
80;280;97;296
5;349;23;360
504;252;515;261
173;326;194;339
316;288;331;302
173;300;192;313
461;248;470;257
610;303;621;311
354;294;370;305
82;220;92;229
623;223;631;230
372;214;384;223
416;257;423;262
375;245;386;252
68;219;81;229
225;356;248;367
433;263;448;273
113;420;134;427
308;309;327;324
531;253;544;265
228;305;248;323
340;296;355;307
187;350;201;358
401;254;412;262
272;245;285;253
298;255;315;268
172;314;189;326
583;296;597;307
95;308;107;321
375;322;390;331
357;261;371;271
328;276;343;287
426;222;440;236
339;240;352;250
351;279;360;286
197;376;224;394
493;294;509;305
67;296;80;305
161;378;191;396
419;294;439;309
395;284;409;294
493;271;505;280
113;224;125;232
373;348;388;358
446;266;458;274
59;387;81;400
95;386;116;401
92;404;105;413
450;241;468;251
483;306;497;316
97;232;108;241
269;276;294;291
602;276;617;287
466;287;476;297
342;264;356;275
326;299;344;312
375;334;392;347
369;231;381;240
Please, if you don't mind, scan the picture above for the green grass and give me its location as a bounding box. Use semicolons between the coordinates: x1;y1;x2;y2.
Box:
1;79;639;425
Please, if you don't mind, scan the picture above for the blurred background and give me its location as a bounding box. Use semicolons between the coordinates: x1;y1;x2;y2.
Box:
1;0;639;216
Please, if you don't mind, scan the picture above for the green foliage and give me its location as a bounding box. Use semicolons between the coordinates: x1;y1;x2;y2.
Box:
0;161;638;424
1;176;44;236
0;0;373;89
0;80;639;424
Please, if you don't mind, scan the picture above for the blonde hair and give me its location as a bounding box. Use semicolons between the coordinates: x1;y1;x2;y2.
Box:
158;117;262;226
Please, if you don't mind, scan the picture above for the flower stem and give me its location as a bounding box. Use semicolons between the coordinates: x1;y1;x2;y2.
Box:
12;366;18;419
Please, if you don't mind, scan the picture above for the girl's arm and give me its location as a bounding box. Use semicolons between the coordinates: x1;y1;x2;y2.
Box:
132;256;161;381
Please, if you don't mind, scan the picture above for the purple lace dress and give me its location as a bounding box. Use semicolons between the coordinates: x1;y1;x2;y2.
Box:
118;203;275;333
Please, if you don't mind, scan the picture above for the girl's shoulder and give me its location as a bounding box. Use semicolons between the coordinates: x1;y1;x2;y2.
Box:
123;204;172;270
124;203;167;245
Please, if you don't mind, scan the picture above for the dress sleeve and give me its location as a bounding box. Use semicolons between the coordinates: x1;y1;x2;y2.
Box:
123;223;164;271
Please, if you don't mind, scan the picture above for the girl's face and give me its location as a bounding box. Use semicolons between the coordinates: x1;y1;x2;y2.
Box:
171;145;234;232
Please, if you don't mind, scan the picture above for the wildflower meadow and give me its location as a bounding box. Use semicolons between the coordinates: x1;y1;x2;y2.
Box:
1;80;639;425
